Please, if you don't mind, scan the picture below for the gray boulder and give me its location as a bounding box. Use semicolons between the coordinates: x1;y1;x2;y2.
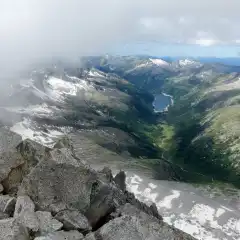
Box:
48;148;84;167
0;195;16;216
14;196;62;234
0;212;9;220
18;151;127;228
16;139;50;174
85;182;126;227
124;191;163;221
18;148;163;229
0;218;29;240
0;130;48;194
113;171;126;192
14;195;39;231
0;184;3;193
35;211;63;235
86;211;195;240
0;128;22;153
84;234;96;240
34;230;83;240
18;158;98;213
0;129;24;193
55;210;91;232
53;137;74;152
98;167;113;183
0;150;25;194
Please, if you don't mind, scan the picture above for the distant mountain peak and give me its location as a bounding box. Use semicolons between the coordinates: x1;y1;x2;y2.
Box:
149;58;170;67
175;58;203;69
179;58;197;66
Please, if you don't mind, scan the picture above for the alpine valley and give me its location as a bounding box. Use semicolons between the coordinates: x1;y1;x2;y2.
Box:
0;56;240;240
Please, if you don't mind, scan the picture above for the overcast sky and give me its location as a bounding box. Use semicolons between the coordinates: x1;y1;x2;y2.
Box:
1;0;240;66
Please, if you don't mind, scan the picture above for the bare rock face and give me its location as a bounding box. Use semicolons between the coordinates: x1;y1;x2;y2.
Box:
0;150;25;194
53;137;74;152
85;182;126;228
34;230;84;240
18;158;98;214
85;204;195;240
0;212;9;220
98;167;113;183
124;190;163;221
18;150;127;228
0;128;22;153
16;139;49;174
0;133;196;240
0;195;16;216
35;211;63;235
0;218;29;240
55;210;91;232
0;129;49;195
14;195;39;231
48;148;84;167
0;129;24;194
113;170;126;192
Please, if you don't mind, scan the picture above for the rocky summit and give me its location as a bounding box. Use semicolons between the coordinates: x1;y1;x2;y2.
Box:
0;128;195;240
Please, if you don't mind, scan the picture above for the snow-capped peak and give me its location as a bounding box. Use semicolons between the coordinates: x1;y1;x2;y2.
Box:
88;69;104;77
178;59;202;68
179;59;196;66
149;58;169;66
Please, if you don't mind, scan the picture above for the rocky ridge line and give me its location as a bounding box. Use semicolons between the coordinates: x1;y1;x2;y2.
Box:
0;127;195;239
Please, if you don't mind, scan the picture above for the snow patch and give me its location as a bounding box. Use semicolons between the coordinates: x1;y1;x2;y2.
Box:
45;76;92;102
5;103;56;117
125;173;240;240
178;59;202;68
88;70;104;77
10;118;68;148
46;77;78;98
149;58;169;66
158;190;181;209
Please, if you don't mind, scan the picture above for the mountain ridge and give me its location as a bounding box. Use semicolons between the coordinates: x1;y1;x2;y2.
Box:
84;55;240;187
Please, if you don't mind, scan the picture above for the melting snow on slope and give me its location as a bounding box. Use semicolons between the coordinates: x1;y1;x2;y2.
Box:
149;58;169;66
126;173;240;240
88;70;104;77
46;76;92;101
10;118;70;148
46;77;79;99
178;59;202;67
132;62;150;70
5;103;57;118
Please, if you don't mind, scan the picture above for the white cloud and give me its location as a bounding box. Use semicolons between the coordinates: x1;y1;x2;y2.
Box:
194;39;219;47
0;0;240;77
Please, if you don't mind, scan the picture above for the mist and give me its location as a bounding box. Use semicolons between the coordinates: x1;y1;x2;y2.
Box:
1;0;240;80
1;1;136;78
0;0;239;128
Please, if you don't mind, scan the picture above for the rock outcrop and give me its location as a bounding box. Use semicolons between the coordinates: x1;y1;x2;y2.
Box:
55;210;91;232
34;230;84;240
0;129;196;239
14;195;39;231
0;195;16;216
0;218;29;240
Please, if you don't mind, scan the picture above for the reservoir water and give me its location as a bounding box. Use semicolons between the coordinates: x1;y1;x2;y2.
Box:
153;93;173;112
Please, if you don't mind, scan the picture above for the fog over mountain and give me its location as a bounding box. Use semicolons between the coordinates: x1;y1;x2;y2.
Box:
1;0;240;75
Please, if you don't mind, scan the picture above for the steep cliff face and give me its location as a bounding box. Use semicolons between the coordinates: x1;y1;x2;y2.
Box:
0;128;195;240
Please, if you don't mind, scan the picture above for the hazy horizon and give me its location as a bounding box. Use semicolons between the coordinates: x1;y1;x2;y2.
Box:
1;0;240;76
